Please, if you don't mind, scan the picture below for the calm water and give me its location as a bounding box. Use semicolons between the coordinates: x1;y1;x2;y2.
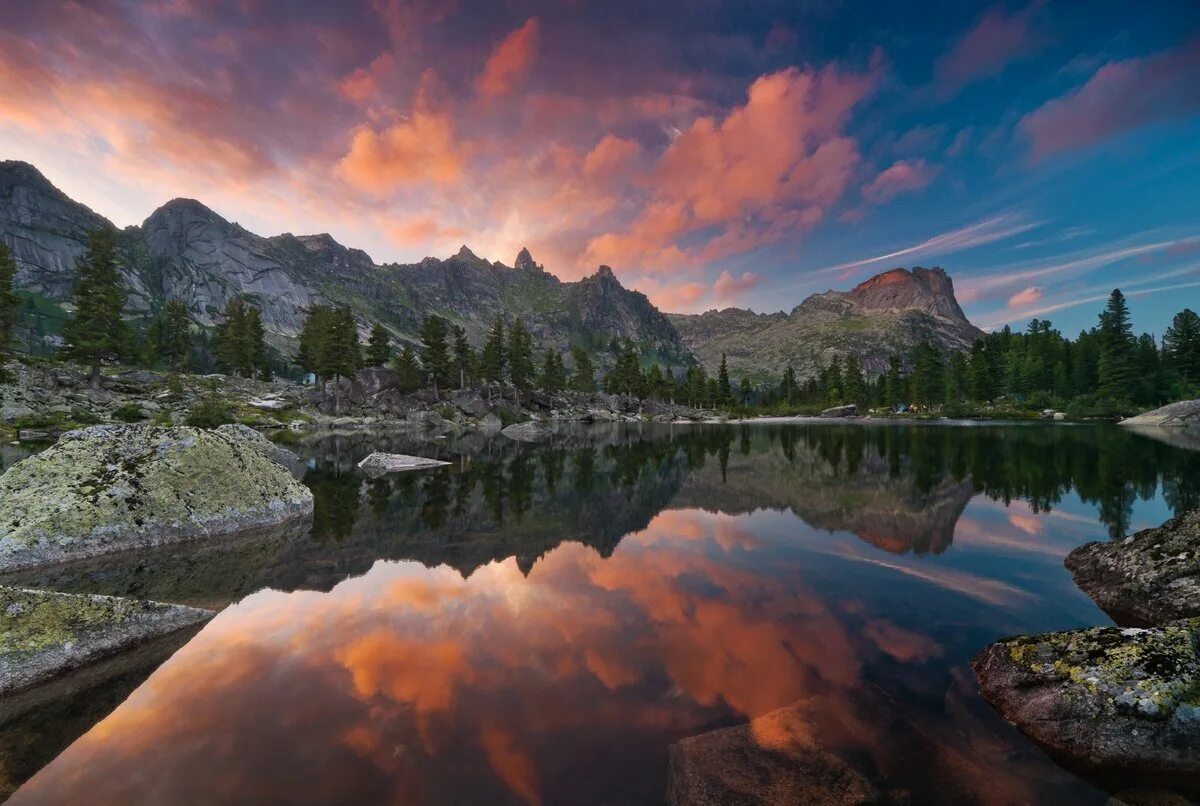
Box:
7;422;1200;804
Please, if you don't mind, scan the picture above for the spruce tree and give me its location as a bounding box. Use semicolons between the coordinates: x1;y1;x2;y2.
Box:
1097;289;1136;401
843;354;866;407
717;354;732;405
539;349;566;393
451;325;474;388
366;323;391;367
911;342;944;406
63;228;129;388
570;346;595;393
321;307;361;413
0;242;20;362
155;299;193;372
945;352;968;403
884;355;904;408
479;316;506;382
213;297;246;375
507;318;535;391
242;305;267;378
738;377;752;406
779;365;798;404
419;315;451;396
1164;308;1200;390
391;345;421;391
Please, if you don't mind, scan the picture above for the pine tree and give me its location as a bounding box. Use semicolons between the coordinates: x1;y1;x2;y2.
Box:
391;345;421;391
779;365;798;404
242;305;267;378
884;354;904;408
539;349;566;393
0;242;21;361
717;353;732;405
366;323;391;367
298;305;334;384
507;318;535;391
946;351;968;403
321;307;361;414
843;354;866;407
419;314;451;396
1164;308;1200;390
911;342;944;406
63;229;129;388
479;316;506;382
738;377;752;406
452;325;474;389
570;346;595;392
1097;289;1136;401
155;299;192;372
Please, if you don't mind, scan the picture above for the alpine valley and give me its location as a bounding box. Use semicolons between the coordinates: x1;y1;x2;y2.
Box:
0;160;983;378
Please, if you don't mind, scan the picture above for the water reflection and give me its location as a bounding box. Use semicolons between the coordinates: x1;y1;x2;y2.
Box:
8;422;1200;804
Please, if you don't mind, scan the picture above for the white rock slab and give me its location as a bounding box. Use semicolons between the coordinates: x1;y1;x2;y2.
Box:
357;452;450;476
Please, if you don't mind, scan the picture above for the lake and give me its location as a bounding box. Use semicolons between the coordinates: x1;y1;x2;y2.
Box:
6;422;1200;804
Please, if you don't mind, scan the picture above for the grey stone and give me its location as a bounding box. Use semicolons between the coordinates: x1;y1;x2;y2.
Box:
1121;400;1200;427
820;404;857;418
501;421;551;442
357;452;450;477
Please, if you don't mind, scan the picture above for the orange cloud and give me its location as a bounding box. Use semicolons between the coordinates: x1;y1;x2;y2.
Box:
1007;286;1043;308
861;158;939;204
338;52;397;106
338;97;465;195
713;270;760;302
476;18;540;100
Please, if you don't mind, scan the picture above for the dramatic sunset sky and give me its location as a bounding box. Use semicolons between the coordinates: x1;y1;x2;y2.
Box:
2;1;1198;333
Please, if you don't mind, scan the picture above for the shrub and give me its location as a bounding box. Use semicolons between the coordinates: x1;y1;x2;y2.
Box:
111;403;145;423
186;393;234;428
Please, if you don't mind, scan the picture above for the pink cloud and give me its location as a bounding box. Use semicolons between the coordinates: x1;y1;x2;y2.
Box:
1007;286;1043;308
934;2;1043;96
475;18;540;100
861;158;939;204
713;270;760;302
1020;37;1200;160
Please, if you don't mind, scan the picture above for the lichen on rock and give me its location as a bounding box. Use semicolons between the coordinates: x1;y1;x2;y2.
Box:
1066;509;1200;626
971;618;1200;775
0;424;313;570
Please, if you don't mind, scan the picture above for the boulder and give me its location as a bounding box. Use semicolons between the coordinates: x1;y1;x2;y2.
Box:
450;390;490;417
971;618;1200;776
1120;400;1200;427
356;452;450;477
353;367;398;397
0;424;313;571
501;421;551;442
667;699;888;805
246;396;291;412
480;413;503;432
1065;509;1200;626
0;587;212;696
820;404;857;418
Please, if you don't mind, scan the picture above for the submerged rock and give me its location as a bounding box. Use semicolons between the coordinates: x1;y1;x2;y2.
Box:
667;700;891;805
0;587;211;696
501;421;551;442
1120;400;1200;427
971;618;1200;776
1066;509;1200;626
0;424;313;571
357;452;450;477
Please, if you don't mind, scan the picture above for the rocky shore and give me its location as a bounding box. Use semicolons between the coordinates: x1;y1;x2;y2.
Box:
973;508;1200;785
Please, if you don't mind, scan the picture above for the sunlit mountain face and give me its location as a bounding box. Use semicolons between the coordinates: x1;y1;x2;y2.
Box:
7;423;1198;803
1;2;1197;333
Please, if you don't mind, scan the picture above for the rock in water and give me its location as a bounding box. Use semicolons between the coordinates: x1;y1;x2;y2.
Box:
501;421;551;442
0;425;313;571
1120;400;1200;427
1065;509;1200;626
667;699;887;805
820;404;857;418
0;587;212;695
971;619;1200;776
357;452;450;477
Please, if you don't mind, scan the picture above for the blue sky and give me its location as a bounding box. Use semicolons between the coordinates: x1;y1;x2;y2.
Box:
1;0;1197;333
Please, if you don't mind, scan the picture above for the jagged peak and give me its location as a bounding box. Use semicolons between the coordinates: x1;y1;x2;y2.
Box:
145;197;228;227
455;244;479;260
0;159;56;190
514;246;536;271
296;232;344;252
594;265;617;281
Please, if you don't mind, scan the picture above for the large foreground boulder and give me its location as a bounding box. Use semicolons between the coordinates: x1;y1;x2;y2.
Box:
1066;509;1200;626
0;587;211;695
0;425;313;570
971;619;1200;777
667;700;890;805
1120;400;1200;427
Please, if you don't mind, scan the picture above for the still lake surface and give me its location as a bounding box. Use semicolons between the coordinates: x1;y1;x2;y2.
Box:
6;422;1200;804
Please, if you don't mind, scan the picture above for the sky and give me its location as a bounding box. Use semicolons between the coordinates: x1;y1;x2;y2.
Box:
1;1;1198;334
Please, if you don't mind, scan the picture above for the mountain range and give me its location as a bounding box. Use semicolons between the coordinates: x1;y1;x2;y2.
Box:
0;160;983;378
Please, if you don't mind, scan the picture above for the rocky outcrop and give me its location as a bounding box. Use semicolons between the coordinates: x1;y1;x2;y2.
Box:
1120;400;1200;427
1066;509;1200;626
669;266;983;380
0;424;313;570
501;421;551;442
0;587;211;695
667;699;893;805
819;404;857;418
357;452;450;476
971;619;1200;777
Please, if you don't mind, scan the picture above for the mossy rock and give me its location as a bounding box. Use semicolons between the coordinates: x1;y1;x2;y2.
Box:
0;424;313;570
972;618;1200;776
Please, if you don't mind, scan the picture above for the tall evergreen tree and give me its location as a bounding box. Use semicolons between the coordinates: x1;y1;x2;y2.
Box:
391;345;421;391
507;318;536;391
154;299;192;372
843;354;866;407
298;304;334;384
242;305;267;378
0;242;21;363
479;316;507;382
779;365;799;404
419;314;451;396
945;351;969;403
321;307;361;413
717;353;732;405
738;377;752;406
452;325;474;389
539;349;567;393
1164;308;1200;390
911;342;944;406
570;346;595;392
63;228;129;388
366;323;391;367
1097;289;1136;401
884;354;904;408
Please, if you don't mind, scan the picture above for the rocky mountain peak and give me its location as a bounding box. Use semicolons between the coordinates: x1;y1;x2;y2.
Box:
456;245;479;260
514;247;537;271
0;160;64;196
844;266;968;321
594;265;618;282
143;197;231;231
